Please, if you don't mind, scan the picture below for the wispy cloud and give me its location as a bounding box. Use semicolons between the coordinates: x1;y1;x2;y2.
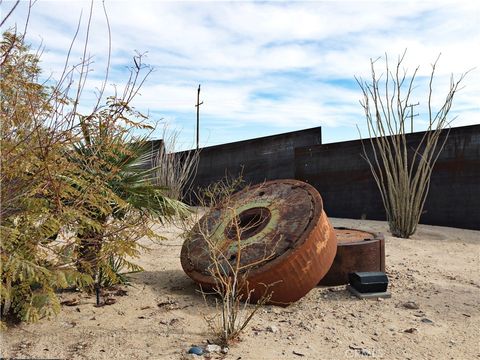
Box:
3;0;479;149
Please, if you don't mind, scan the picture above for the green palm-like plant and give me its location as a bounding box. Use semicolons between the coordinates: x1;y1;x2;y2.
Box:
71;103;190;289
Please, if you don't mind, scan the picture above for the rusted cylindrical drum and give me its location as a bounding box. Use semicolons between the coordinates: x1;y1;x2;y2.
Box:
319;227;385;286
181;179;337;306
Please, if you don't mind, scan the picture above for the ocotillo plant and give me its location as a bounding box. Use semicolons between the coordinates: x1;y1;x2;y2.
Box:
356;51;469;238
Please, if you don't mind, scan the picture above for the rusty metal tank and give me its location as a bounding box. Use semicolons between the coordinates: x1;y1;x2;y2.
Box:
319;227;385;286
181;179;337;306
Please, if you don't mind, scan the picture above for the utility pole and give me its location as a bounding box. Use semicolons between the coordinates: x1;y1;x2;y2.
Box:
409;102;419;133
195;84;203;150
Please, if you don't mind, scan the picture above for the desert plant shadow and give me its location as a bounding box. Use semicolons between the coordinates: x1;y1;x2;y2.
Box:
130;269;199;297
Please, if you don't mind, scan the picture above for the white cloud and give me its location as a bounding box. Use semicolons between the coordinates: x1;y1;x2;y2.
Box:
2;0;478;149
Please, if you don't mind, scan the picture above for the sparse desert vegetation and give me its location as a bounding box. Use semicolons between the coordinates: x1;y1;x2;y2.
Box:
0;20;188;325
1;214;479;359
1;2;479;360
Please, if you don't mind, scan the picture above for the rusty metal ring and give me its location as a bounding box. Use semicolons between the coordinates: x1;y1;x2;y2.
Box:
181;179;337;305
319;227;385;286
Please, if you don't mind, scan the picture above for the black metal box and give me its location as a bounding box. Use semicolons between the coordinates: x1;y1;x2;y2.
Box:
348;271;388;293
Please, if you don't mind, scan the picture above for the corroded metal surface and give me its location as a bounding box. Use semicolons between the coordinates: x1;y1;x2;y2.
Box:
181;179;337;305
333;228;378;243
319;227;385;286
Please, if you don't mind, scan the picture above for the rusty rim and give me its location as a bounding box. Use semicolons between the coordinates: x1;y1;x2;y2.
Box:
181;179;337;305
318;227;385;286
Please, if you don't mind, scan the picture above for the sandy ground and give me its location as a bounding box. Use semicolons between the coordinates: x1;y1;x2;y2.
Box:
1;215;479;360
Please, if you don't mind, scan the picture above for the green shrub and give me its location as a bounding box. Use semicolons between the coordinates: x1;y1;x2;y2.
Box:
0;29;188;326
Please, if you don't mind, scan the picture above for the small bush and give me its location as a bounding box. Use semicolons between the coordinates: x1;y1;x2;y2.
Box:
1;18;189;324
186;179;275;346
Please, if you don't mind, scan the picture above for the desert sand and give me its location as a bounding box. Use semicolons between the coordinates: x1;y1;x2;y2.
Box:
1;214;479;360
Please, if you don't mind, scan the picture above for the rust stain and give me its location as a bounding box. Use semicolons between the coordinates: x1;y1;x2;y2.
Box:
319;227;385;286
180;179;337;305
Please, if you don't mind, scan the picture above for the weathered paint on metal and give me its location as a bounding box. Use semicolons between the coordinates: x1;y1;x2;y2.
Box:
180;179;337;305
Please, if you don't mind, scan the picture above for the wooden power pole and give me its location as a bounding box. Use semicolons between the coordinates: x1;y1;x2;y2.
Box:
195;84;203;150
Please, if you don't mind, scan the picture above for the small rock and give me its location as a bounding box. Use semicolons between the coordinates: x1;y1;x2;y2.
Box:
73;342;87;351
359;348;372;356
421;318;434;324
293;350;305;357
404;328;418;334
298;321;313;331
188;346;204;355
403;301;419;310
205;344;222;353
114;289;128;296
266;325;279;333
104;297;116;305
221;347;229;354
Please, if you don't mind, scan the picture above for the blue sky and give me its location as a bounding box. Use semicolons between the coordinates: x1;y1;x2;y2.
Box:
3;0;479;150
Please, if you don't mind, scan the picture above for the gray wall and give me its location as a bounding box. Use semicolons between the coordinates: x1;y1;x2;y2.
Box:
179;124;479;229
189;127;322;192
294;125;480;230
